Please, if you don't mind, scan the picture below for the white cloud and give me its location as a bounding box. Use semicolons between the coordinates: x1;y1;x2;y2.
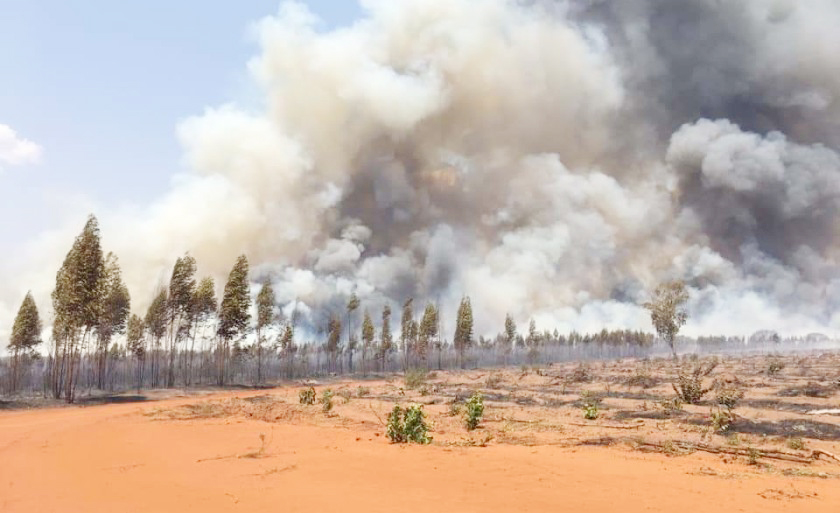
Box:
0;124;43;169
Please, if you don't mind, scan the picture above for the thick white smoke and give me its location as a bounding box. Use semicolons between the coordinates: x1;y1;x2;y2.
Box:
2;0;840;346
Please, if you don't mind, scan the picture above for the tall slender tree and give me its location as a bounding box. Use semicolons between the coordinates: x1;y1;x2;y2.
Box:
502;313;516;364
346;293;360;373
95;253;130;389
187;276;217;385
166;254;197;387
453;296;474;369
361;309;374;373
145;288;168;387
8;292;42;392
400;298;415;370
418;303;438;368
126;314;145;391
254;279;276;384
216;255;250;385
50;215;104;402
379;305;393;371
326;314;342;372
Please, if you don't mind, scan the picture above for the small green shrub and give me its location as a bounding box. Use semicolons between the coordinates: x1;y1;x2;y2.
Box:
320;389;334;413
787;437;805;450
658;397;684;416
404;368;428;390
299;387;316;405
569;363;593;383
386;405;431;444
672;360;717;404
580;391;602;420
485;373;504;388
356;386;371;397
710;408;733;432
464;392;485;430
626;367;658;389
747;447;760;466
714;383;744;411
766;359;785;376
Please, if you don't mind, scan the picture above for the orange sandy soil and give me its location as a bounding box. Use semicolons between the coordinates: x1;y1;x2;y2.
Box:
3;354;840;512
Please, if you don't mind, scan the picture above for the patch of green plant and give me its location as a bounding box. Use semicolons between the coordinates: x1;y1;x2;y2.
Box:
299;387;316;405
337;389;352;403
464;392;485;430
714;383;744;411
710;408;733;433
485;373;504;388
569;363;593;383
657;397;684;416
386;404;432;444
672;360;717;404
747;447;760;466
580;390;602;420
766;359;785;376
726;434;741;446
320;388;334;413
626;366;657;389
404;368;428;390
786;437;805;450
356;386;371;397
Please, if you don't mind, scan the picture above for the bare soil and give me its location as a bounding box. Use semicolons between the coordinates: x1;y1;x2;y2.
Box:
2;352;840;512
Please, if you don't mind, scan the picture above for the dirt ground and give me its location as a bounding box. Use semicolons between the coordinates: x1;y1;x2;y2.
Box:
2;352;840;512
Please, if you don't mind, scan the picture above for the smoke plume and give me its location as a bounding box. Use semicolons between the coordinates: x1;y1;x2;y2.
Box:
3;0;840;343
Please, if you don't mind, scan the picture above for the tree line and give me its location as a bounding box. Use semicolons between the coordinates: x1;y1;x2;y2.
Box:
3;215;674;401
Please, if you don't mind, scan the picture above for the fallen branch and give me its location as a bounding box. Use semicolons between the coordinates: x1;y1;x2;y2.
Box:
579;437;828;464
812;449;840;463
569;422;642;430
807;409;840;416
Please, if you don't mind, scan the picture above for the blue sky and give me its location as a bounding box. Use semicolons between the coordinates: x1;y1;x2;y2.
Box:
0;1;362;248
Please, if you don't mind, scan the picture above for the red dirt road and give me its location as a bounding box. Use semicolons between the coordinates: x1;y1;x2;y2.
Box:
2;391;838;512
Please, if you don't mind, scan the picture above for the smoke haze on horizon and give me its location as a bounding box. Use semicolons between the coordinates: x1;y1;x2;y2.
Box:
2;0;840;346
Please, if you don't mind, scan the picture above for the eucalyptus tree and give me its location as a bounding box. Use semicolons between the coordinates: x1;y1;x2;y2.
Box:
453;296;473;368
95;253;130;389
217;255;250;385
643;280;689;359
188;276;217;384
378;304;393;371
400;298;415;370
326;314;342;373
278;321;295;377
144;288;168;387
502;313;516;364
361;309;374;373
126;314;145;391
418;303;438;368
165;254;197;387
8;292;42;392
346;293;360;373
50;215;104;402
254;279;276;383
